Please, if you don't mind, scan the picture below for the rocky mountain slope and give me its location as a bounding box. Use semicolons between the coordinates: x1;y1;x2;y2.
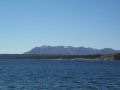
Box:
24;45;120;55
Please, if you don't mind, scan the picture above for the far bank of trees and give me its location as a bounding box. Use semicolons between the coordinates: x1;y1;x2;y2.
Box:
0;53;119;60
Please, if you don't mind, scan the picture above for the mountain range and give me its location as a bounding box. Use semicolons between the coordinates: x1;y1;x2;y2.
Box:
24;45;120;55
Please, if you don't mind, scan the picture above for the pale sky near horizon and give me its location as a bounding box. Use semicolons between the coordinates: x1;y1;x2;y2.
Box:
0;0;120;54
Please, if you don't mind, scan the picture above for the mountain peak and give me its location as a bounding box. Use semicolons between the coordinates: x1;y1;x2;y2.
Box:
24;45;119;55
40;45;51;48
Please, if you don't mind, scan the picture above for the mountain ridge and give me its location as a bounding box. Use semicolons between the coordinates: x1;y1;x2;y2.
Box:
24;45;120;55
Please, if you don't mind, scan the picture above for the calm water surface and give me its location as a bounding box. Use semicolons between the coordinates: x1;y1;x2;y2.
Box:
0;59;120;90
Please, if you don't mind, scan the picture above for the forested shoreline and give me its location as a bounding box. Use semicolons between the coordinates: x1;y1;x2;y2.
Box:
0;53;119;60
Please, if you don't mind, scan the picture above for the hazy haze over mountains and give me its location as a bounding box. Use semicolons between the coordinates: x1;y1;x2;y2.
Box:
24;45;120;55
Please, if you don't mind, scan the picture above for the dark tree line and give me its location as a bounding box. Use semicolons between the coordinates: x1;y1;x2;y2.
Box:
0;54;119;60
0;54;101;60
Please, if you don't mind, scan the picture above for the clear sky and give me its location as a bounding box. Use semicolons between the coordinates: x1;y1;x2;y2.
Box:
0;0;120;54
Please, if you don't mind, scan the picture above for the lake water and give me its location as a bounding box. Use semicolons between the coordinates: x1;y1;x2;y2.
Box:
0;59;120;90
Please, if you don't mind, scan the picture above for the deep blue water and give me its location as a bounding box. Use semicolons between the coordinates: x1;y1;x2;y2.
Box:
0;60;120;90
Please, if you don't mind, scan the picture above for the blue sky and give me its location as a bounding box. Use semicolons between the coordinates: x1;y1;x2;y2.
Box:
0;0;120;53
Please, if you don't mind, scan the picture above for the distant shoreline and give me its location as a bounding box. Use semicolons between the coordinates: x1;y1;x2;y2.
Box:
0;54;119;61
